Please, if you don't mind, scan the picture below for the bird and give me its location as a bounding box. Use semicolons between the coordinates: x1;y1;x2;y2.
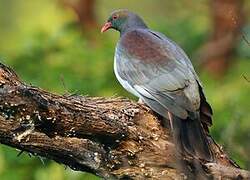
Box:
101;9;214;161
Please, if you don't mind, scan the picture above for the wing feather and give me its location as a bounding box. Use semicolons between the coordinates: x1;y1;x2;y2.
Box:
115;29;201;119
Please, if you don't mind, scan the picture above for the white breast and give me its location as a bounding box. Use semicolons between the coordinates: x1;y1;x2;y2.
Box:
114;55;140;97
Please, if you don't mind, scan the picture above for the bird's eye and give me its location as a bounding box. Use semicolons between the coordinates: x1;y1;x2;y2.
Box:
113;15;118;20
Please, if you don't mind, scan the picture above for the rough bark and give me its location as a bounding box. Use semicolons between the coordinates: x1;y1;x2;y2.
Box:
0;62;249;179
199;0;245;77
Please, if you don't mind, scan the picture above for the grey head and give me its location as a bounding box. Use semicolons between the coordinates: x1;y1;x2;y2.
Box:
101;9;148;35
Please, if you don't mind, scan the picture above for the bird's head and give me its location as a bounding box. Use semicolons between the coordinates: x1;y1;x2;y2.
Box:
101;9;147;34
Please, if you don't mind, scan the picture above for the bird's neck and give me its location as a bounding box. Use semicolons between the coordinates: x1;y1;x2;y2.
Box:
120;17;148;36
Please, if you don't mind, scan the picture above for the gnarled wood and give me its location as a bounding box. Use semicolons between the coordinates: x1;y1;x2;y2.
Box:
0;63;249;179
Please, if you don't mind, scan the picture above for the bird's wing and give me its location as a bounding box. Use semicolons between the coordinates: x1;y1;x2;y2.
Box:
116;29;201;119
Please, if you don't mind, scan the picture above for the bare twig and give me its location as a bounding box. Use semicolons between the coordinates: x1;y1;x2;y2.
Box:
242;74;250;83
241;32;250;47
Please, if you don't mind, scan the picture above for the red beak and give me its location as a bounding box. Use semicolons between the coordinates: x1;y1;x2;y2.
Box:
101;22;112;33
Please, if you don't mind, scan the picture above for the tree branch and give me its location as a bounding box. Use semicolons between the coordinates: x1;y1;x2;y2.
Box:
0;63;249;179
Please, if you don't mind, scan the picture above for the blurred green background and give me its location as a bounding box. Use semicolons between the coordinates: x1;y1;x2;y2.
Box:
0;0;249;179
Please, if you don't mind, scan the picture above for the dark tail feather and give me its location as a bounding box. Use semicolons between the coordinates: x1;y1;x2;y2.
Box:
172;114;214;161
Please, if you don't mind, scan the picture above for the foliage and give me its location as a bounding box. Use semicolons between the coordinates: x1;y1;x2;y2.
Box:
0;0;249;179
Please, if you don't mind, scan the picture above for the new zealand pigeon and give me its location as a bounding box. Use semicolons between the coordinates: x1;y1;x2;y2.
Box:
101;9;213;161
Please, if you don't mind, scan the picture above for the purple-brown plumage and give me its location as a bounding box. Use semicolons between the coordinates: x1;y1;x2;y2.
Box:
120;30;171;64
101;9;214;162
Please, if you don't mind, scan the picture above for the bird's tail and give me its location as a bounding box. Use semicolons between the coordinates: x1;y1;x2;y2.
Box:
171;114;214;161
